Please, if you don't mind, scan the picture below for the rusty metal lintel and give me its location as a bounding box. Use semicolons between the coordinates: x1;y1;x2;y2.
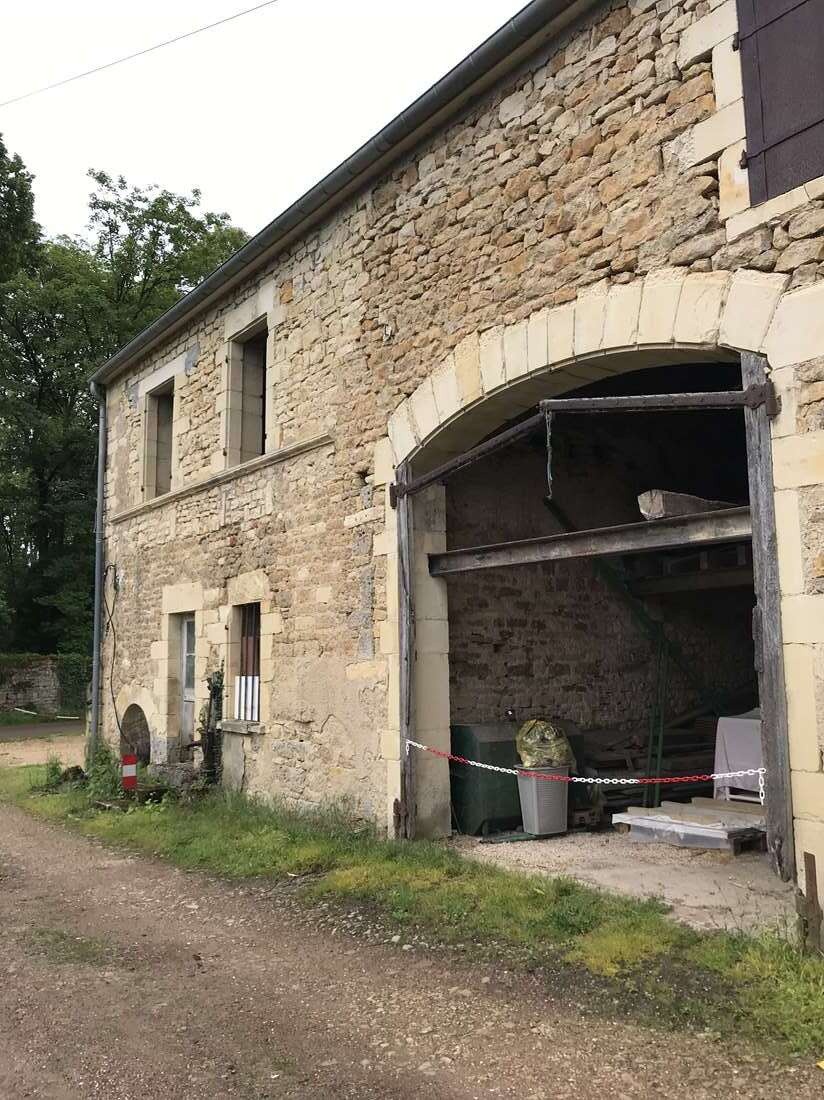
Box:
539;384;778;416
389;384;778;507
389;410;544;507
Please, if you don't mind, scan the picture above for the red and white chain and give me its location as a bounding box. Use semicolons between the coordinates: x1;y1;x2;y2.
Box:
405;739;767;806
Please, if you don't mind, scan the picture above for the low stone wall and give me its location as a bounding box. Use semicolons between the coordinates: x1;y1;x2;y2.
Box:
0;654;90;715
0;656;62;714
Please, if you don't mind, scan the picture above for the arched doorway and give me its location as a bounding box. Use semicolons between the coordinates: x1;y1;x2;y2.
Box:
120;704;151;765
387;335;792;881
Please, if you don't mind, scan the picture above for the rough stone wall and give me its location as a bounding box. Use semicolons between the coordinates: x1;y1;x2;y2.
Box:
446;429;755;730
104;439;389;818
99;0;824;839
0;657;61;714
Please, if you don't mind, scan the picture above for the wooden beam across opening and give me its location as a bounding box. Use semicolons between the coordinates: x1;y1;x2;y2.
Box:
630;565;754;596
390;383;778;507
429;507;752;576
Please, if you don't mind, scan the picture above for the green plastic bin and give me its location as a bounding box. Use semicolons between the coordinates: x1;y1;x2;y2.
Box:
450;723;522;836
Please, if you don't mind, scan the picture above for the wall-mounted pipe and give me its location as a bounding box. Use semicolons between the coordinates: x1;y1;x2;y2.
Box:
88;381;107;757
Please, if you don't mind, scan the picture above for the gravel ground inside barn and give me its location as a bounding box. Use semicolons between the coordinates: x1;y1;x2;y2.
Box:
451;831;796;933
1;803;820;1100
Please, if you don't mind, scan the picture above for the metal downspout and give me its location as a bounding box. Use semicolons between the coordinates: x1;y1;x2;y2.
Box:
89;381;107;757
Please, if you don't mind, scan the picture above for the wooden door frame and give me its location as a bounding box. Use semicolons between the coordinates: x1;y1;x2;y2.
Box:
394;461;417;839
742;352;795;881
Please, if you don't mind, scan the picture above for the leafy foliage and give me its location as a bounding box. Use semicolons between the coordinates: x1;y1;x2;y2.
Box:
0;147;248;653
55;653;92;711
85;737;122;801
0;136;40;282
42;754;63;791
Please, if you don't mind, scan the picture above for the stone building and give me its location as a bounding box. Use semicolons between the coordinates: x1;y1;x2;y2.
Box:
91;0;824;894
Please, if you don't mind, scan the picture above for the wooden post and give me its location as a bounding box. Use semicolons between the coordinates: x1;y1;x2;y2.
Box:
394;461;417;840
796;853;823;953
742;352;795;882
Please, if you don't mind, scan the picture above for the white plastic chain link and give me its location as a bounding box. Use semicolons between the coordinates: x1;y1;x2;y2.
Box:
405;740;767;806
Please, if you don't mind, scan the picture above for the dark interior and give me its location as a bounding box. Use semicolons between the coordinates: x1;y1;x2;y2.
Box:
444;361;759;833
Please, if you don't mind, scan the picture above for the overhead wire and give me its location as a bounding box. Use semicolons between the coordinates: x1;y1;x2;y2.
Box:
0;0;282;109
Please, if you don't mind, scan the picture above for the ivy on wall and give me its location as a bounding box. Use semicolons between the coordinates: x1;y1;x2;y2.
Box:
56;654;92;711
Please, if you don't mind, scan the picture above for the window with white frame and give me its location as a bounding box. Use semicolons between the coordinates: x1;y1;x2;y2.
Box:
226;323;268;466
234;602;261;721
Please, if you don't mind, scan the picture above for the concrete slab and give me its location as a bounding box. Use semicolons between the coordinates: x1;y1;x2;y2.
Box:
451;830;795;933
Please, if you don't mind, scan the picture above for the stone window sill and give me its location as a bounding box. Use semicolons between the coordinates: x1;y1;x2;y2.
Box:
725;173;824;242
219;719;266;736
110;432;333;525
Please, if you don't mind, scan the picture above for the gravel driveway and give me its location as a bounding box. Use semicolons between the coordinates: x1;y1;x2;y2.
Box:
0;803;819;1099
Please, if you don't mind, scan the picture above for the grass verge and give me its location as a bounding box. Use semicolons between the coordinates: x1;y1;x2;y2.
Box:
0;710;64;727
2;764;822;1058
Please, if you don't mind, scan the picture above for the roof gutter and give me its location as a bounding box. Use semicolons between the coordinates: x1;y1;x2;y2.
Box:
91;0;602;385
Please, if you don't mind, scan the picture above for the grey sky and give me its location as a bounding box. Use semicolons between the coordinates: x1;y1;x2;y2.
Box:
2;0;526;239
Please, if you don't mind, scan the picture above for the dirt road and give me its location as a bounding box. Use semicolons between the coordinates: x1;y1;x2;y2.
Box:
0;804;819;1100
0;724;84;769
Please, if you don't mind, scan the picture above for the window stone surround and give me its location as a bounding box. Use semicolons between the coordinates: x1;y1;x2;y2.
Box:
674;0;824;240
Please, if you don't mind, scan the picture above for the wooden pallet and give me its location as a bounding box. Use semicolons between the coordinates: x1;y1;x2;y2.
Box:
613;798;766;853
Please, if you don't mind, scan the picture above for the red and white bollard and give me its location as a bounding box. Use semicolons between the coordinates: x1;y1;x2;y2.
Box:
121;753;137;792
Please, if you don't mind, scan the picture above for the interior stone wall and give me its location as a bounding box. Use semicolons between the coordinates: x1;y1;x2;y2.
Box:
446;411;756;731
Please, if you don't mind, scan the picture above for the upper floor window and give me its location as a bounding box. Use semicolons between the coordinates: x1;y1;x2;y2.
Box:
227;323;268;466
737;0;824;204
144;380;174;499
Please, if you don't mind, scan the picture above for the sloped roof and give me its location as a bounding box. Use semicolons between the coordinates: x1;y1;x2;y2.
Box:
92;0;600;384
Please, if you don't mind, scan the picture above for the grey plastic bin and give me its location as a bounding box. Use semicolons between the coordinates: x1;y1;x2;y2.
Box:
517;766;569;836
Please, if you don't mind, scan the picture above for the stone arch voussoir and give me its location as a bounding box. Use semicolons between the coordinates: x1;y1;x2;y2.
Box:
385;267;791;468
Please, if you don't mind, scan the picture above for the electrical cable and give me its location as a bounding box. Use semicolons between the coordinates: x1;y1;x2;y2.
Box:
1;0;282;109
102;562;129;748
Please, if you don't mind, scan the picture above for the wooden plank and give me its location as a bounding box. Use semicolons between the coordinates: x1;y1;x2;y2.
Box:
800;852;823;953
394;461;417;840
429;507;752;576
631;566;753;595
658;800;765;828
613;812;764;850
692;796;770;815
540;389;767;413
742;351;794;881
637;489;737;520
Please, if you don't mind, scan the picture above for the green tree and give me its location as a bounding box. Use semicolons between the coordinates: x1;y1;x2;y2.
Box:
0;135;40;281
0;159;248;653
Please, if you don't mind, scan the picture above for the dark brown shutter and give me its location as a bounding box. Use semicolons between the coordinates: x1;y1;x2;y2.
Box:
240;603;261;680
737;0;824;203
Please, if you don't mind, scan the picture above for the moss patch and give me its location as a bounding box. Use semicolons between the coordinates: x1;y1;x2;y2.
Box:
28;927;112;966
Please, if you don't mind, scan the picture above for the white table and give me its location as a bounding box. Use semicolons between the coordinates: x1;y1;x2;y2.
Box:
714;709;763;801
